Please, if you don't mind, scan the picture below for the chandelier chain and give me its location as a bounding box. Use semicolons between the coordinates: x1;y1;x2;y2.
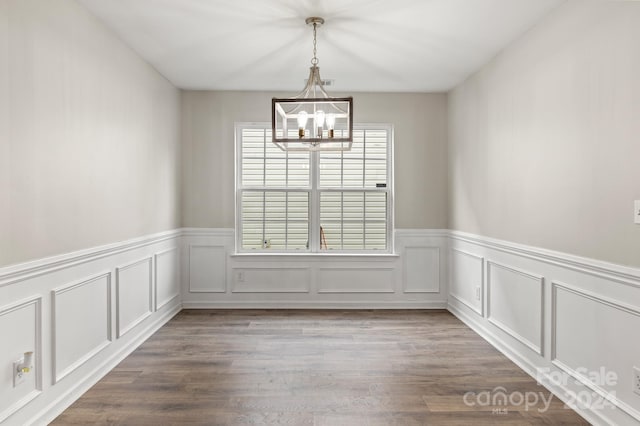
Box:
271;16;353;151
311;22;318;66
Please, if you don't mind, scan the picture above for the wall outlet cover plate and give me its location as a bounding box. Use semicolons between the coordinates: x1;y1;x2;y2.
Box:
13;359;26;387
633;366;640;396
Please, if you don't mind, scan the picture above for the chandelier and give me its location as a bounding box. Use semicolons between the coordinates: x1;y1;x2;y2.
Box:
272;17;353;151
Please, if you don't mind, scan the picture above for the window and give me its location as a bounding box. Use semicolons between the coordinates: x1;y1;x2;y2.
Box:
236;123;393;253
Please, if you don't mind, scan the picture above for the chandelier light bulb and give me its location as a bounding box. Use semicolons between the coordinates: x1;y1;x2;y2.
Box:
326;113;336;138
315;110;325;138
297;111;309;138
325;113;335;128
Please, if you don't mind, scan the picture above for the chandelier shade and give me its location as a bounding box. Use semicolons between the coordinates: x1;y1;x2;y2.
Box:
272;17;353;151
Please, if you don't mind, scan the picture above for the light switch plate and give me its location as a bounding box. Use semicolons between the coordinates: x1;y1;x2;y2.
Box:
635;200;640;224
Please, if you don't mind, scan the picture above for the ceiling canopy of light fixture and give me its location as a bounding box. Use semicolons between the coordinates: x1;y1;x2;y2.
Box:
272;17;353;151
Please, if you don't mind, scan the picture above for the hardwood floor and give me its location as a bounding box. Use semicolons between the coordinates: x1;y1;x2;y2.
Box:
52;310;588;425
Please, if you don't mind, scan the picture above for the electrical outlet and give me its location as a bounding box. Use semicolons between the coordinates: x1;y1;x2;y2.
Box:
13;358;26;387
475;286;481;301
633;367;640;396
236;271;245;282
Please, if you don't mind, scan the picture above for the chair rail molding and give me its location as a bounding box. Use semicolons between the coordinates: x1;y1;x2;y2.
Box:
0;230;182;426
181;228;449;309
448;230;640;426
1;227;638;425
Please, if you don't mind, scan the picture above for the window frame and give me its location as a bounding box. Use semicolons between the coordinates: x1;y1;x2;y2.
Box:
235;122;394;255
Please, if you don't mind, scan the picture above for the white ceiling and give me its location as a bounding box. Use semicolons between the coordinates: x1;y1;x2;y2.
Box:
78;0;563;92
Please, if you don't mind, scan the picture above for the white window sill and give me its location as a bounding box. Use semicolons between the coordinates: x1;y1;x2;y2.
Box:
230;252;399;260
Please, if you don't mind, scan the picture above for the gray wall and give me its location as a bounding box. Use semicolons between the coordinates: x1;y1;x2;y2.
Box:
5;0;638;271
0;0;181;266
181;91;448;230
448;1;640;267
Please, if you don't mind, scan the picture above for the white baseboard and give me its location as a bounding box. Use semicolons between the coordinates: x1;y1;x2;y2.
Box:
31;303;181;426
0;230;182;426
181;227;450;308
2;227;638;426
447;229;640;426
182;301;448;310
447;303;610;426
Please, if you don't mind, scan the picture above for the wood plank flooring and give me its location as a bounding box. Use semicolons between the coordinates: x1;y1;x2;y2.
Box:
52;310;588;425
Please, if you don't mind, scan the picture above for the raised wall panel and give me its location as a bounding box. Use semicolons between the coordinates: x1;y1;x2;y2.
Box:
449;248;484;315
182;229;449;307
155;248;179;310
487;261;543;356
317;267;395;293
231;268;310;293
404;246;440;293
0;297;42;423
116;258;153;338
189;245;226;293
0;230;182;426
52;273;111;383
553;282;640;420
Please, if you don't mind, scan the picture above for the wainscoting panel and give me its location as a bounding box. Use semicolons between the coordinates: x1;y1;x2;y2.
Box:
181;228;448;308
448;230;640;426
552;282;640;422
189;245;226;293
403;247;440;293
0;296;42;423
52;273;112;384
317;267;395;293
155;248;179;310
0;230;182;426
3;227;638;426
449;248;484;316
116;258;153;338
231;267;310;293
487;261;544;356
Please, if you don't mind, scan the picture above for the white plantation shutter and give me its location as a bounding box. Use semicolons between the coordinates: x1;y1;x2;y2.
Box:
241;128;310;188
239;127;310;250
237;124;392;253
320;192;387;250
318;129;389;250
